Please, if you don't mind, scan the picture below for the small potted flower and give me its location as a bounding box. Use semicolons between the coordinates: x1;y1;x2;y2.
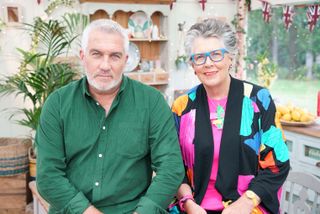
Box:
175;55;188;71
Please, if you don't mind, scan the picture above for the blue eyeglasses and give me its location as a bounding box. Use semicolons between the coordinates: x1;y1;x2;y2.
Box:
190;48;228;66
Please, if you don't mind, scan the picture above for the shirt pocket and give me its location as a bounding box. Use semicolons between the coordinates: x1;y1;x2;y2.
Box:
116;122;148;158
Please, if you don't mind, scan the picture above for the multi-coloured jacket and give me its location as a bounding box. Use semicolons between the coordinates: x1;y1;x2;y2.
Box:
172;76;290;213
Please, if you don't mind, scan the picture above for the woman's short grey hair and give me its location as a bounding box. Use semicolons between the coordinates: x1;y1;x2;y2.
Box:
81;19;129;54
184;18;237;59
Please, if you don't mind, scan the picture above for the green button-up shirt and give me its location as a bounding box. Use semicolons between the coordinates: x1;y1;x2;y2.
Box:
36;76;184;214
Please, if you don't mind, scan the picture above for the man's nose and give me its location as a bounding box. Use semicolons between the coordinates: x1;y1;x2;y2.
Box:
100;56;111;70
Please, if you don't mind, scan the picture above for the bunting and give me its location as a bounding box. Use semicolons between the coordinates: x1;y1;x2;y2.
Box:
283;5;295;30
199;0;207;11
307;5;320;32
258;2;319;32
169;0;174;10
262;1;272;23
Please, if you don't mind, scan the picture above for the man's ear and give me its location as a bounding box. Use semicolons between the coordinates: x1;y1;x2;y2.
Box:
79;50;84;60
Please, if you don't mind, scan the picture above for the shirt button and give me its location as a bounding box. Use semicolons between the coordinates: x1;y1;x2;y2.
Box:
98;154;103;158
102;126;106;130
95;182;99;186
96;102;99;106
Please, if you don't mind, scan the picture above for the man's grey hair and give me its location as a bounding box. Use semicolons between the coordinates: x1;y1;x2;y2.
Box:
184;18;237;59
81;19;129;54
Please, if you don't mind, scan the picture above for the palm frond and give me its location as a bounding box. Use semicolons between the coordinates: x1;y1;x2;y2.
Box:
0;15;80;132
8;107;42;131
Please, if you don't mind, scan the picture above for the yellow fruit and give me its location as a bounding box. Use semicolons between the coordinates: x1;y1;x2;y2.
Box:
294;107;304;116
300;114;313;122
277;105;289;115
291;111;301;121
281;113;292;121
275;111;281;119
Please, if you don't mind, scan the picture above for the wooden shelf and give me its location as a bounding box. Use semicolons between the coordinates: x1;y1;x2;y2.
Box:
125;71;169;85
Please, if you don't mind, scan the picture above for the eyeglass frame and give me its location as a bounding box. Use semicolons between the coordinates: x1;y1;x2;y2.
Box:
190;48;229;66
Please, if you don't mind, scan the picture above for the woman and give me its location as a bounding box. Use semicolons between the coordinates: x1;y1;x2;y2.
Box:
171;18;290;214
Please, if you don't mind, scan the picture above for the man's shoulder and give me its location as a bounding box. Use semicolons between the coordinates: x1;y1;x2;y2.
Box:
46;78;83;103
42;78;84;115
51;78;83;97
58;78;83;92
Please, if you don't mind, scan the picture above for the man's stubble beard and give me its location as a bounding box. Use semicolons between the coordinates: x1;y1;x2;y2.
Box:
86;70;123;93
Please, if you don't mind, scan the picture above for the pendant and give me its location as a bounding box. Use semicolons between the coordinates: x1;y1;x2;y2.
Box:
210;105;225;129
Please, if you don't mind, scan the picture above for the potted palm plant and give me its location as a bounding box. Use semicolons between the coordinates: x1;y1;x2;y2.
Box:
0;13;88;177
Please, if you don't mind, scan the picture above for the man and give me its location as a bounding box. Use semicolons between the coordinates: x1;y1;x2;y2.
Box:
36;19;184;214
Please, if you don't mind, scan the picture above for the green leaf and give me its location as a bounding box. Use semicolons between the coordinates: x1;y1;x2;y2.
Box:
0;16;80;135
128;19;135;28
142;20;150;31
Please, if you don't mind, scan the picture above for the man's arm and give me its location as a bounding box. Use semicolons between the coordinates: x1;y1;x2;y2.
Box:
36;92;92;213
134;92;185;214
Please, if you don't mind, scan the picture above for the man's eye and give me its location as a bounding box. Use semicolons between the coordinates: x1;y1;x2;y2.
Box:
111;54;121;60
92;52;101;57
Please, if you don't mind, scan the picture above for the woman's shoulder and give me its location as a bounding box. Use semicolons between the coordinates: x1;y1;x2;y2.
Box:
236;78;269;98
241;79;264;91
172;85;199;116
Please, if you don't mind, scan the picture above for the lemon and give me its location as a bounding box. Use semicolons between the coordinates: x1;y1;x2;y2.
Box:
300;114;313;122
281;113;292;121
276;105;289;115
294;107;305;115
276;111;282;118
291;111;301;121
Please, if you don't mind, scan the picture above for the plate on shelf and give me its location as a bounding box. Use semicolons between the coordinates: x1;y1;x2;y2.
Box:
280;115;317;127
124;42;140;73
128;11;152;39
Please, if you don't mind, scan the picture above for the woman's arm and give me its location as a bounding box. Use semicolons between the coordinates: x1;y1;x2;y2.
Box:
177;184;206;214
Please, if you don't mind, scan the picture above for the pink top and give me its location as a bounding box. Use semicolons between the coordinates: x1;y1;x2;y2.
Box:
200;96;227;211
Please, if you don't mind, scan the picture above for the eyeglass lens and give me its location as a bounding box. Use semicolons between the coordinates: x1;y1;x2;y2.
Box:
192;49;226;65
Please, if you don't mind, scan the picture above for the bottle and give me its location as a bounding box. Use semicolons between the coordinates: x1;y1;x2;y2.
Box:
152;25;159;40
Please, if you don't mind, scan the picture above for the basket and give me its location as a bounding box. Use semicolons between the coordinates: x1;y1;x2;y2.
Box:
0;138;32;176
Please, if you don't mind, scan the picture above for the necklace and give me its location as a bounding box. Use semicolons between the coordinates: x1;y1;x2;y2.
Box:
208;97;227;129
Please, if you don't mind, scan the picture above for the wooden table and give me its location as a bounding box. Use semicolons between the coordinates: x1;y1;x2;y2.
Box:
282;122;320;138
28;181;49;214
282;120;320;178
